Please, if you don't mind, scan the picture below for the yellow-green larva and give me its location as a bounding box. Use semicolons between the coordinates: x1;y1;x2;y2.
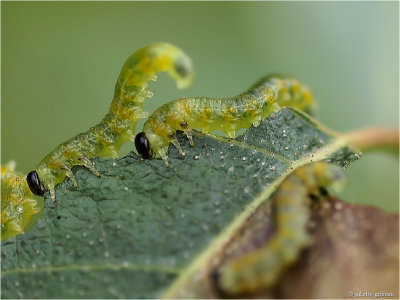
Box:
135;75;314;165
1;161;42;241
215;162;347;295
26;43;194;201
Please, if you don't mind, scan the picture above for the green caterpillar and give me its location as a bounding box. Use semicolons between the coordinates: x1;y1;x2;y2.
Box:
26;43;194;201
215;162;347;296
1;161;41;241
135;75;314;165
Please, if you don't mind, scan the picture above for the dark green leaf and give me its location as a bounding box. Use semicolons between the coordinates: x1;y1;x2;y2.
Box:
1;108;360;298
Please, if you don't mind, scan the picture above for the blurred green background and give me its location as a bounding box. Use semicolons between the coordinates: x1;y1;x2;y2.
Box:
2;2;398;212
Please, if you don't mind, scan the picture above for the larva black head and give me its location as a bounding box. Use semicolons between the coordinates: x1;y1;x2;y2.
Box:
135;132;153;159
26;171;45;196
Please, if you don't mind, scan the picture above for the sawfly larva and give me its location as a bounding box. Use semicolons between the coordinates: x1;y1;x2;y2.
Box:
215;162;347;296
1;161;42;241
135;75;314;165
26;43;194;201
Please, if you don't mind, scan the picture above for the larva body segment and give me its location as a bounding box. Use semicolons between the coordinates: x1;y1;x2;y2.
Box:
27;43;194;201
1;161;41;241
136;75;314;165
216;162;347;295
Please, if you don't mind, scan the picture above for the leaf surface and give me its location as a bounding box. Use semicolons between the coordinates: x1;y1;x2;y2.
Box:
1;108;361;298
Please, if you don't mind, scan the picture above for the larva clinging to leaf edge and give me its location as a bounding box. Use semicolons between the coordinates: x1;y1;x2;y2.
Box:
26;43;194;201
1;161;41;241
135;74;315;165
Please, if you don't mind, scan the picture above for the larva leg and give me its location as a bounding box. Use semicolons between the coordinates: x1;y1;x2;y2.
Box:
79;156;100;177
181;122;194;147
170;138;185;157
224;129;236;139
62;166;78;187
214;162;346;296
49;188;56;202
158;147;170;167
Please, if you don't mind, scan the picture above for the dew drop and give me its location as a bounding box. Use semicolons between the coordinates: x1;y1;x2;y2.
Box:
194;155;199;160
214;209;221;215
244;187;250;194
242;157;247;161
285;146;289;150
82;232;87;237
229;144;234;147
124;186;129;191
253;174;259;178
112;162;116;167
180;213;186;219
122;261;129;268
88;240;94;246
228;166;234;172
261;162;265;166
104;251;110;258
269;166;276;171
201;224;209;232
271;141;275;145
303;145;307;149
219;151;223;155
14;281;20;287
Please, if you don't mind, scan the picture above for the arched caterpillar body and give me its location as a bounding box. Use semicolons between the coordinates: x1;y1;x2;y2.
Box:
135;75;314;165
215;162;347;296
26;43;194;201
1;161;41;241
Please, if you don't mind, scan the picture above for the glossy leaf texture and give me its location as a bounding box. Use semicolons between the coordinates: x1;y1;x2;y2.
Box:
1;108;373;298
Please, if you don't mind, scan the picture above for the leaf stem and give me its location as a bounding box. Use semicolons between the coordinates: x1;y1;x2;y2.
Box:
342;128;399;154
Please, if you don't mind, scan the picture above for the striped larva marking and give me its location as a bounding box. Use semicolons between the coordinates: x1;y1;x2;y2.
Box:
214;162;347;296
1;161;41;241
135;75;314;165
26;43;194;201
